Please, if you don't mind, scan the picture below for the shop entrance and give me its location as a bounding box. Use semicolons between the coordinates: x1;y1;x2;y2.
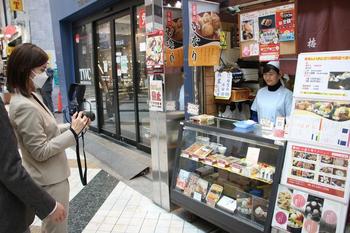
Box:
93;6;150;152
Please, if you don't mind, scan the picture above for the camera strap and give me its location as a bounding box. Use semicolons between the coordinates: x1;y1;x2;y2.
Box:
74;132;88;186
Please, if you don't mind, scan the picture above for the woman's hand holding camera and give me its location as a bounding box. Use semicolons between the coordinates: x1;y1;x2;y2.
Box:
71;112;89;135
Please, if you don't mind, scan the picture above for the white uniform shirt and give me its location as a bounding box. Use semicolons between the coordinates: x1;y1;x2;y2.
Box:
251;86;293;125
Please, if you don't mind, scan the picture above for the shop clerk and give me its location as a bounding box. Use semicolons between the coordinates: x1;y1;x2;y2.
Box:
251;61;293;127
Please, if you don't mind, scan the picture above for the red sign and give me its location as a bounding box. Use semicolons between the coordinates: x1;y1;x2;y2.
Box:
276;9;295;41
139;8;145;29
259;43;280;61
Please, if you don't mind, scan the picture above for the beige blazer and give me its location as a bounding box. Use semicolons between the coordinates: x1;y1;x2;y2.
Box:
9;92;75;186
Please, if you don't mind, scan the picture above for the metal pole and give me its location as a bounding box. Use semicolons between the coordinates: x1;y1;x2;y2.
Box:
2;0;8;26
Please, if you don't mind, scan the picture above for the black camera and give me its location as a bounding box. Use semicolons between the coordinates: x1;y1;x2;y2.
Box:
68;83;96;121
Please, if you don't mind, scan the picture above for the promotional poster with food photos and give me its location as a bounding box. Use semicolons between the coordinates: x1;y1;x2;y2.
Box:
288;99;350;150
272;184;347;233
188;0;221;66
293;51;350;101
281;142;350;203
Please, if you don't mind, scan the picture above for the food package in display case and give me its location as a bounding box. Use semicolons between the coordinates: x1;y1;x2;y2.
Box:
176;169;191;190
183;143;204;156
253;196;269;225
194;178;209;201
272;184;348;233
217;195;237;214
192;145;213;160
206;184;223;207
236;190;253;220
190;114;215;125
184;173;200;197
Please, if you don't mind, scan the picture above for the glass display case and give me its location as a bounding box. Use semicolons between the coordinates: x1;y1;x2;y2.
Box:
171;118;286;233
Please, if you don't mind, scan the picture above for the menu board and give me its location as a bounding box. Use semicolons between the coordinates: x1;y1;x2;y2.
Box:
294;51;350;101
272;184;347;233
164;7;183;67
281;143;350;203
188;0;221;66
288;99;350;150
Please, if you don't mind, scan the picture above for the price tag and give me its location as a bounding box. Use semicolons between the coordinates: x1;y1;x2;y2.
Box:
246;147;260;165
193;192;202;201
187;103;199;116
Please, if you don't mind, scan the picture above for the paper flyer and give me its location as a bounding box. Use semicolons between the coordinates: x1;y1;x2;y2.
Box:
149;75;164;111
240;11;259;42
276;9;295;42
293;51;350;101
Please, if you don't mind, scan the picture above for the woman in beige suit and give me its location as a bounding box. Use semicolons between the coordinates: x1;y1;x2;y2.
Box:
7;43;89;233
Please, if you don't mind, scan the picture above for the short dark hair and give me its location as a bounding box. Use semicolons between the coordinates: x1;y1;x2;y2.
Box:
263;64;280;74
7;43;49;97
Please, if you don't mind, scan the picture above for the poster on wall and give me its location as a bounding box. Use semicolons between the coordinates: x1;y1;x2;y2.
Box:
240;11;259;42
281;142;350;203
188;0;221;66
149;75;164;111
293;51;350;101
164;7;184;67
239;3;294;59
276;9;295;42
258;14;279;61
288;99;350;150
272;184;347;233
146;30;164;67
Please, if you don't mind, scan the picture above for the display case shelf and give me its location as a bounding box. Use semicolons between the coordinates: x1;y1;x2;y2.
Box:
171;118;286;233
171;189;263;233
180;153;273;184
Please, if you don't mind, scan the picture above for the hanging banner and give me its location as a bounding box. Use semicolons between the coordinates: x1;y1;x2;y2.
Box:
138;8;146;30
272;184;347;233
281;142;350;203
276;9;295;42
188;0;221;66
293;51;350;101
146;30;164;68
149;75;164;111
164;7;183;67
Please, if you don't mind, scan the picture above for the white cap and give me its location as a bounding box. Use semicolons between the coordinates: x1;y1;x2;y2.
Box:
267;61;280;70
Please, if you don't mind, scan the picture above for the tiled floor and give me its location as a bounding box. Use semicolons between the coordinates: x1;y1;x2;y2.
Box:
83;182;214;233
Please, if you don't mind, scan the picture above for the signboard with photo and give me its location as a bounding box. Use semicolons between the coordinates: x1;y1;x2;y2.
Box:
288;99;350;150
164;7;183;67
188;0;221;66
272;184;347;233
281;142;350;203
293;51;350;101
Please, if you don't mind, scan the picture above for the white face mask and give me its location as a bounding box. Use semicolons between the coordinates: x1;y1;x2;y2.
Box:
32;70;48;89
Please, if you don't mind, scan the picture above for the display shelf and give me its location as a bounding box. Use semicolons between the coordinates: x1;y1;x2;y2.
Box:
171;118;286;233
180;153;273;184
171;189;263;233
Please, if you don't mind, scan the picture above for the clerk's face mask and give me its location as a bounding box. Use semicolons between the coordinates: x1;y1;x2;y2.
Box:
31;70;48;89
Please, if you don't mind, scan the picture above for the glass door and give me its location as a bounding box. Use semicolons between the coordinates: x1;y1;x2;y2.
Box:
95;20;116;134
135;6;150;147
114;13;137;141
